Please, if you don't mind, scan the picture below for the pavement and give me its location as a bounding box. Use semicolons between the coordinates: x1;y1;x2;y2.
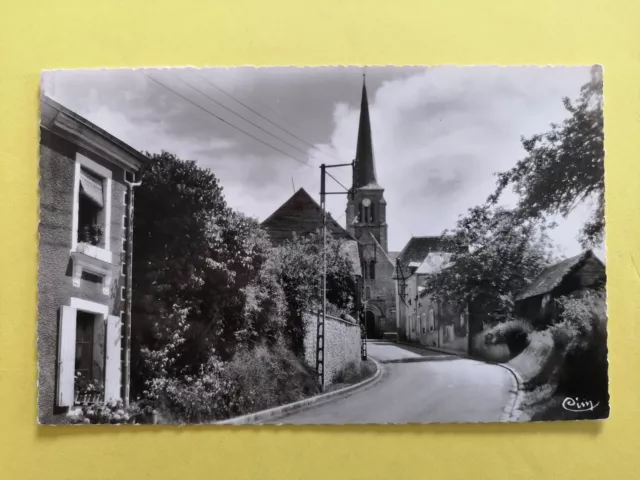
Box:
267;342;515;424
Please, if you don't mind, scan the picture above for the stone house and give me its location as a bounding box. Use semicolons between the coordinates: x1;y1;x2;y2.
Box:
393;237;469;353
38;95;148;424
514;249;606;327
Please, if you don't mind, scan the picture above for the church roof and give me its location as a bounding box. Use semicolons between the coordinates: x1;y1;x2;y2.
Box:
261;188;353;244
353;80;380;190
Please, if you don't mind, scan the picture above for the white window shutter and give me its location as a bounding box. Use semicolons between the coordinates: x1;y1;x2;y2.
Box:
104;315;122;403
57;306;77;407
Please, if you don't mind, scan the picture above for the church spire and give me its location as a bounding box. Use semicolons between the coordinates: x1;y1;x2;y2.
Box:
353;74;379;189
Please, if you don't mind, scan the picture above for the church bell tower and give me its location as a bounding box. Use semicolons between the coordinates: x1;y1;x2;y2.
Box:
346;77;388;253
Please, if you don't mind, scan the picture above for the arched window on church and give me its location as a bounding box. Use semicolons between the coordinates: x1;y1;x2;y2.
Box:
369;203;375;223
369;260;376;280
359;203;365;223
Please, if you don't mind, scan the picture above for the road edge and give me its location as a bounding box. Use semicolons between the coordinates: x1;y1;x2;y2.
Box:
213;358;384;425
496;363;525;422
392;340;525;422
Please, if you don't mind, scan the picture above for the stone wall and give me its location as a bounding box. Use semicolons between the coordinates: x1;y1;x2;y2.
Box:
303;312;362;386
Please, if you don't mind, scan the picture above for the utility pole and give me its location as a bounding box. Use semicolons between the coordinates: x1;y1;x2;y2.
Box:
123;173;142;406
317;161;354;391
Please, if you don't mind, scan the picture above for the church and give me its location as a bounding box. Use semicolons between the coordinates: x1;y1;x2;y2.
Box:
262;78;398;339
344;80;398;338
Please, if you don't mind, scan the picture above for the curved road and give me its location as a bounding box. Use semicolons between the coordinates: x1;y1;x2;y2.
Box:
269;342;516;424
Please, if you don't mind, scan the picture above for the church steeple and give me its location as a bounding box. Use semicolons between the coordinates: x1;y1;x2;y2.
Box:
353;76;379;189
346;74;388;253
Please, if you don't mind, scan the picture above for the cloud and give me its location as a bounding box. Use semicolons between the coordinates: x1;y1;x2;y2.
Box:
42;66;599;258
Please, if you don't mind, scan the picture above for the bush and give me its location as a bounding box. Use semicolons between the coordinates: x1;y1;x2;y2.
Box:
144;352;237;424
484;319;533;357
226;337;319;416
471;331;511;363
67;399;141;425
332;361;362;384
549;289;607;356
332;360;376;385
548;289;608;416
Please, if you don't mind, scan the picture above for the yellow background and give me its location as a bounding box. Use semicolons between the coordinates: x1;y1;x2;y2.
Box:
0;1;638;478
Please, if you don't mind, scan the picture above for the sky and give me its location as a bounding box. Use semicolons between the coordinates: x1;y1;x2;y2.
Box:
41;66;604;259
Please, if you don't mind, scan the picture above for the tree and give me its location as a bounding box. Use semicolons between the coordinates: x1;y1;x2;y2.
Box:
488;66;604;248
269;231;358;355
422;206;555;325
131;152;286;394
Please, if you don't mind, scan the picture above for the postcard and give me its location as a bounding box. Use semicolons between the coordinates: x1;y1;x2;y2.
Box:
37;65;607;425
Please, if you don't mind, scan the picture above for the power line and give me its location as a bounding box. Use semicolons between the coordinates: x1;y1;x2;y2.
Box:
141;71;311;168
170;72;315;160
194;71;347;165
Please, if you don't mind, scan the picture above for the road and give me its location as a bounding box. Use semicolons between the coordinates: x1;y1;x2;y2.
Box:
268;342;516;424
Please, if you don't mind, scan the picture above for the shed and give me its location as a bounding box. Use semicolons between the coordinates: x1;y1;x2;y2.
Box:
514;250;606;326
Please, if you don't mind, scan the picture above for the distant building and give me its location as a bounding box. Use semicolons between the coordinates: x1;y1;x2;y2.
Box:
38;96;148;424
261;187;354;244
392;236;468;352
515;250;606;327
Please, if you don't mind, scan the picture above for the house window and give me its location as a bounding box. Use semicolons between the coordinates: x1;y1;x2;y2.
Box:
72;153;112;253
421;313;427;334
57;299;122;408
428;309;435;331
77;168;105;247
74;311;95;380
369;260;376;280
74;311;104;404
70;154;115;294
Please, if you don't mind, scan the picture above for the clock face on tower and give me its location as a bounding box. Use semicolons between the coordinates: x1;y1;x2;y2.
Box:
362;198;371;207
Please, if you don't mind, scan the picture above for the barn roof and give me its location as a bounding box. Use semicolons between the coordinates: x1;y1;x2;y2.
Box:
515;250;603;301
261;188;353;244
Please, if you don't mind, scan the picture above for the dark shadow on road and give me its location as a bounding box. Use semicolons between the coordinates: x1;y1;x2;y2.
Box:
378;356;457;364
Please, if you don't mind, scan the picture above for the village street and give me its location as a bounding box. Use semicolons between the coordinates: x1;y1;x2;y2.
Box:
269;342;516;424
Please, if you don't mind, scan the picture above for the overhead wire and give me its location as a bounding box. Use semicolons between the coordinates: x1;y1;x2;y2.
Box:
193;70;349;166
141;71;311;168
142;69;353;221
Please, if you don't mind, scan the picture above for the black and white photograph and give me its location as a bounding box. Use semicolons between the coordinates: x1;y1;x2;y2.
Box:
37;65;607;425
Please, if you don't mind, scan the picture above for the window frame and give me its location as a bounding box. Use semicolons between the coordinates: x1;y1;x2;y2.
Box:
71;153;112;255
57;298;122;408
70;154;114;294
